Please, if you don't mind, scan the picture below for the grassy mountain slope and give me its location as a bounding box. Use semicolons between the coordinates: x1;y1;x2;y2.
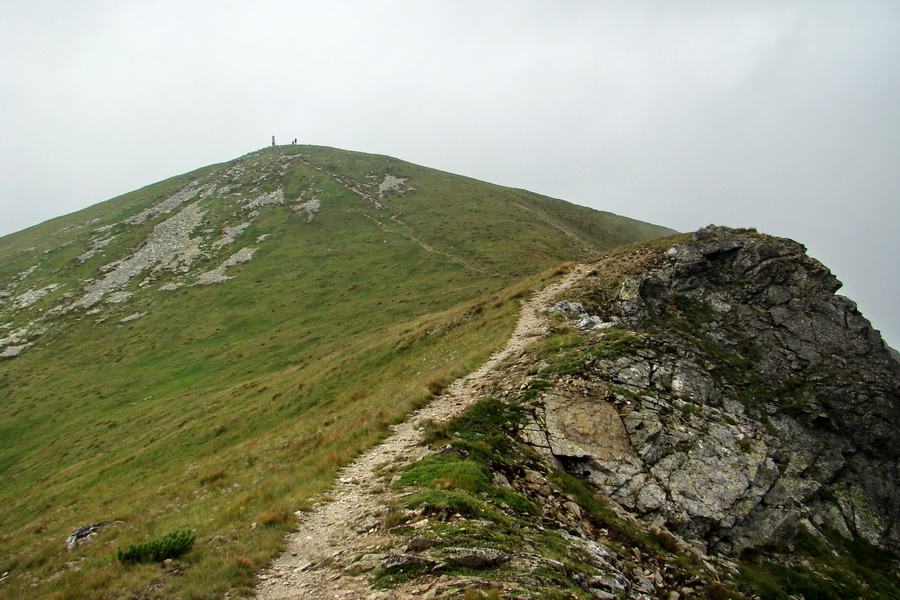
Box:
0;145;672;599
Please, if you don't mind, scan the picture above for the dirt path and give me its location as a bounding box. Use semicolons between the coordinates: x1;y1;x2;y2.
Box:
255;265;587;600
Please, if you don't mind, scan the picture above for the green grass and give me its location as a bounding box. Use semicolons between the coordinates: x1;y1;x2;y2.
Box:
534;326;643;378
0;146;673;599
0;277;537;600
401;397;534;517
735;528;900;600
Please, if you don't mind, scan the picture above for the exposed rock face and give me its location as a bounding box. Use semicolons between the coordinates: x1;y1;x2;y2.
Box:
522;227;900;556
65;521;123;551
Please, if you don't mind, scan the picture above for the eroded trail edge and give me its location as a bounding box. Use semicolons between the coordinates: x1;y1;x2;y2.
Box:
255;265;587;600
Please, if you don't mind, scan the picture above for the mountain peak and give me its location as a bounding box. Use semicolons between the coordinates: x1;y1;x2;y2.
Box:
0;146;671;360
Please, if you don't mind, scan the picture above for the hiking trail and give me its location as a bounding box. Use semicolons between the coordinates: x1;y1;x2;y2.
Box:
255;265;587;600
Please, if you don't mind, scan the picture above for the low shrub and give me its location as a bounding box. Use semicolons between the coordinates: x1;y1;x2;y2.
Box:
116;529;196;564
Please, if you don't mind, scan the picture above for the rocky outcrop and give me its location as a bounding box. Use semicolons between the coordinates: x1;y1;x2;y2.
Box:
521;226;900;556
65;521;123;551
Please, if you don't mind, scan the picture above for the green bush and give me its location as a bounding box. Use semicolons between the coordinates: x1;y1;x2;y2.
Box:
116;529;196;564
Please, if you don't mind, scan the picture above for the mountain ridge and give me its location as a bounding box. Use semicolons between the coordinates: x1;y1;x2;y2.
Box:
2;148;895;599
0;146;671;599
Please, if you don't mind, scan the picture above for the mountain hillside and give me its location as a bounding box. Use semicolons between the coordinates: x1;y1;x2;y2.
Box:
0;146;671;599
254;227;899;600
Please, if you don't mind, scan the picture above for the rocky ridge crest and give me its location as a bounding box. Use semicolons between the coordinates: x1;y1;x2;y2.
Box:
524;226;899;557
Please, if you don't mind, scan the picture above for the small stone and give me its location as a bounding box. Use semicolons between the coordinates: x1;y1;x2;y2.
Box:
443;547;508;568
491;472;513;489
65;521;123;551
587;575;627;592
381;553;434;571
406;538;436;552
545;558;565;572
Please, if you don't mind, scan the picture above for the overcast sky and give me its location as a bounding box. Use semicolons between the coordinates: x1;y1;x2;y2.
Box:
1;1;898;346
